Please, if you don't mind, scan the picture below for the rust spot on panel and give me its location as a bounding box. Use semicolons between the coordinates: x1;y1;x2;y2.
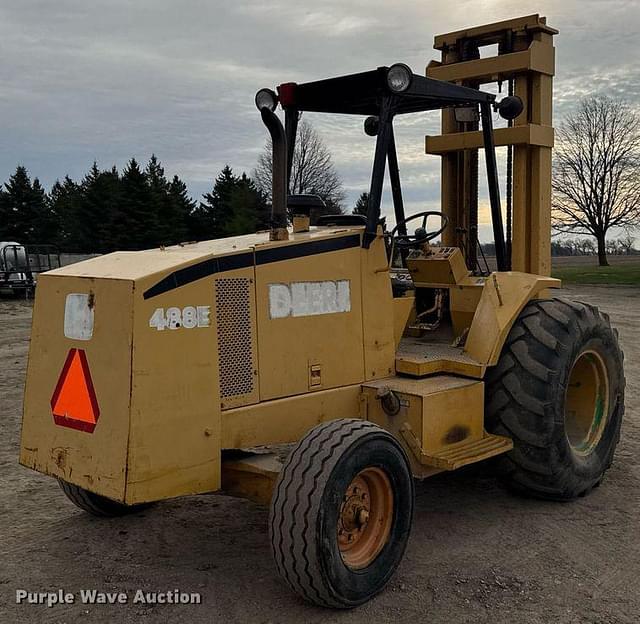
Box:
443;425;470;445
53;447;68;470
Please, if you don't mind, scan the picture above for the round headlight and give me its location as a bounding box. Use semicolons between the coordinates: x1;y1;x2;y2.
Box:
387;63;413;93
364;116;379;136
497;95;524;121
255;88;278;112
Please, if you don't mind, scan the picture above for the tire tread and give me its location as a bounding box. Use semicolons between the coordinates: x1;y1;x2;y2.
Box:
58;480;151;517
486;298;625;500
269;419;390;607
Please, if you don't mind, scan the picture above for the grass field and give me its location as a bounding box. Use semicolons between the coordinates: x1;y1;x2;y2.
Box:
551;256;640;285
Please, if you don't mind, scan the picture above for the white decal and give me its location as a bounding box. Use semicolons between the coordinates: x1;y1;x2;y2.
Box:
149;306;210;331
64;293;94;341
269;280;351;319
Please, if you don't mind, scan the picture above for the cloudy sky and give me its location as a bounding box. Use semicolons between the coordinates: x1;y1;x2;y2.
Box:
1;1;639;239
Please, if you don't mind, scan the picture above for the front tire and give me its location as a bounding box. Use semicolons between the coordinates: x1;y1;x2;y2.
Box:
58;479;153;517
486;298;625;500
269;419;414;608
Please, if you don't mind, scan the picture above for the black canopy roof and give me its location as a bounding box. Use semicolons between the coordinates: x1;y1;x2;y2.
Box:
276;66;495;116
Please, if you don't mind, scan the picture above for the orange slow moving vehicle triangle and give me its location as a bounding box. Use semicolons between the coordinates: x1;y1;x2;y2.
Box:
50;348;100;433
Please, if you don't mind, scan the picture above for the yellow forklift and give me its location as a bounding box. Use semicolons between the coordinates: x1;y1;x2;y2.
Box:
20;15;625;608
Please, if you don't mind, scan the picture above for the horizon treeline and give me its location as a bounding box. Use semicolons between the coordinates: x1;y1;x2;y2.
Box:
0;157;270;253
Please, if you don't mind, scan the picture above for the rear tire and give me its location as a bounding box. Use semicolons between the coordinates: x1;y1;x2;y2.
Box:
58;479;153;517
486;298;625;500
269;419;414;608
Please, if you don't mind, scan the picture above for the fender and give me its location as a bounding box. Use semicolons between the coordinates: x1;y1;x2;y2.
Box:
464;271;561;368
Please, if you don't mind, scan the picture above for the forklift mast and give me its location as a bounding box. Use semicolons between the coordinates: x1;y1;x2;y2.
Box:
426;14;558;275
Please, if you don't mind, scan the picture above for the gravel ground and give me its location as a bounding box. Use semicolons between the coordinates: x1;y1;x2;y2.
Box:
0;284;638;624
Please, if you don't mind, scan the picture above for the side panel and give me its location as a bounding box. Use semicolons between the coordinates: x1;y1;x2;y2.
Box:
361;235;396;380
255;245;364;401
420;381;484;453
20;275;133;501
393;296;414;347
126;269;229;503
449;282;483;336
221;384;363;449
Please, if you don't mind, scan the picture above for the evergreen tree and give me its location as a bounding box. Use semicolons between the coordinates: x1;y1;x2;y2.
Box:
353;192;369;216
0;187;7;239
169;175;197;242
35;178;61;244
3;166;35;242
196;165;238;239
145;155;173;246
192;166;271;240
51;176;82;250
0;166;52;243
1;157;273;252
118;158;153;250
144;156;195;246
225;173;270;236
146;155;169;197
79;163;122;252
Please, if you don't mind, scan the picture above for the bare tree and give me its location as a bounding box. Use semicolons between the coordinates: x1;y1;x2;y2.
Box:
552;95;640;265
253;119;345;218
578;238;596;256
606;239;620;256
619;231;636;255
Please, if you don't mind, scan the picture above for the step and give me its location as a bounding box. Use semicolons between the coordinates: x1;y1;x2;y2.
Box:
421;433;513;470
395;338;485;379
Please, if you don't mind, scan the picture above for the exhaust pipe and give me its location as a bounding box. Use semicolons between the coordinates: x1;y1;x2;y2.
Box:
258;105;289;241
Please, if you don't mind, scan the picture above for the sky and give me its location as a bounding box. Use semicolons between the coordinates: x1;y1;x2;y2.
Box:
1;1;639;241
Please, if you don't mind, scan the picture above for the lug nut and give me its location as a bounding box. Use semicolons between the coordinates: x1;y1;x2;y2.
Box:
357;509;369;525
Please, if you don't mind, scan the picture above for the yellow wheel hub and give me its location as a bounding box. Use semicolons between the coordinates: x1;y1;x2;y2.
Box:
565;349;609;455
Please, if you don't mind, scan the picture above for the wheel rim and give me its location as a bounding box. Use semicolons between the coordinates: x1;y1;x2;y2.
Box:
565;349;609;455
337;467;394;570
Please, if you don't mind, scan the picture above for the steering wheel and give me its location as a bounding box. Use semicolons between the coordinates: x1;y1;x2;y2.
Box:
389;211;449;249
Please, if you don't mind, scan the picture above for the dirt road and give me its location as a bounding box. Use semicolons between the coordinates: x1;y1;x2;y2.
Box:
1;285;638;623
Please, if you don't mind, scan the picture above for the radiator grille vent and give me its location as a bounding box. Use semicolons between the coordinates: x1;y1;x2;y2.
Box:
215;278;255;399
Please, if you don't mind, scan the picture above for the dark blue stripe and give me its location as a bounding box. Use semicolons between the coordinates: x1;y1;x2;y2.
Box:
142;233;361;299
143;252;254;299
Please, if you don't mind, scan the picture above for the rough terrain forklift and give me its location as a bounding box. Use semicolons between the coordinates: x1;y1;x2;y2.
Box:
20;16;625;608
